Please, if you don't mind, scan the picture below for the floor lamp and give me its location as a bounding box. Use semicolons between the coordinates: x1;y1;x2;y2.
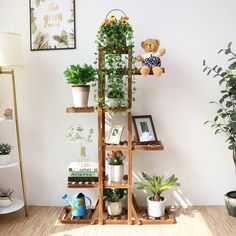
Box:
0;32;28;216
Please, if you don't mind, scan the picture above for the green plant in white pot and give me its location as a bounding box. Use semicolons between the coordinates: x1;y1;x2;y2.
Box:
0;143;13;165
203;42;236;217
104;188;127;216
64;64;97;108
136;172;180;217
0;188;14;207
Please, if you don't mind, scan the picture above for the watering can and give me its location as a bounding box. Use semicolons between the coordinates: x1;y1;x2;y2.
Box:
62;193;92;217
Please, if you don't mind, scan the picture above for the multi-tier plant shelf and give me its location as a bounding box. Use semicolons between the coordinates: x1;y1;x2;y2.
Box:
59;46;174;225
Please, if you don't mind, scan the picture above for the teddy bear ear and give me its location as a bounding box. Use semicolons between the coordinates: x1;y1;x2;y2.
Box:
141;41;145;48
155;39;160;46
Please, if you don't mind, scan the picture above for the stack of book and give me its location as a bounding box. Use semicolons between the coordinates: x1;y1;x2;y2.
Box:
68;162;98;183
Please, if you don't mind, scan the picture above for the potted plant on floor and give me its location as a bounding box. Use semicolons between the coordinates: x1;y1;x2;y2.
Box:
0;143;13;165
0;188;14;207
106;151;125;183
64;64;97;108
104;188;127;216
203;42;236;217
136;172;180;217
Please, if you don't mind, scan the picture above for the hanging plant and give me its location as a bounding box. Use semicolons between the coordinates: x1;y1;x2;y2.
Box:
93;9;136;110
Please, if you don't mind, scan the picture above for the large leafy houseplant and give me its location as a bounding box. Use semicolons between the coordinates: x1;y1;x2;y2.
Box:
203;42;236;217
94;10;136;109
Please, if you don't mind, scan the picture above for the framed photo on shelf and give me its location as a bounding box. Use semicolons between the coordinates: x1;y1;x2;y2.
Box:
106;125;124;145
29;0;76;51
132;115;158;145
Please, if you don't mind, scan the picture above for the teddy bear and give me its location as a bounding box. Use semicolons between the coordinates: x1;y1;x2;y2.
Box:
136;38;166;76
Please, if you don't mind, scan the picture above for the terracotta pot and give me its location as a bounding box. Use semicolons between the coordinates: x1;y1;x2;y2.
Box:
72;85;90;108
147;196;166;217
0;154;11;165
0;196;12;207
107;164;124;183
107;201;122;216
225;191;236;217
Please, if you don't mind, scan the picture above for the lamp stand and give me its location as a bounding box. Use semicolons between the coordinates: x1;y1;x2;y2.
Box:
0;67;28;217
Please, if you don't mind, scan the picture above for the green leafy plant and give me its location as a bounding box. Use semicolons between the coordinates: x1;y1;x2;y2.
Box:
135;172;180;202
103;188;127;202
64;64;97;85
0;143;13;155
0;188;14;199
93;10;136;109
203;42;236;167
106;151;125;165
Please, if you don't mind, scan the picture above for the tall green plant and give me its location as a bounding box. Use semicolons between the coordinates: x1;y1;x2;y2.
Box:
203;42;236;167
135;172;180;202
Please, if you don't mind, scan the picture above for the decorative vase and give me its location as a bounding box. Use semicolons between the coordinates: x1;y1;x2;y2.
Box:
147;196;166;218
107;201;122;216
107;164;124;183
72;85;90;108
224;191;236;217
0;196;12;207
0;154;11;165
79;146;88;167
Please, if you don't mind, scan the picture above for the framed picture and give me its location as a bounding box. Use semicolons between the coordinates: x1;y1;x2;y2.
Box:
132;115;158;144
29;0;76;50
106;125;124;145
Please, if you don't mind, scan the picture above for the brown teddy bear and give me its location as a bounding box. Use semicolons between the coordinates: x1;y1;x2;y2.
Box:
136;38;166;76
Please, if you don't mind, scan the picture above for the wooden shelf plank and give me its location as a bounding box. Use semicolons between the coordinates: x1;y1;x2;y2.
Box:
67;182;98;188
103;107;128;113
104;144;129;151
104;182;129;189
133;144;164;151
66;107;95;113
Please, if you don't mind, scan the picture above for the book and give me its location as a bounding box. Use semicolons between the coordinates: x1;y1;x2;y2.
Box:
68;171;98;177
68;176;98;182
68;162;98;172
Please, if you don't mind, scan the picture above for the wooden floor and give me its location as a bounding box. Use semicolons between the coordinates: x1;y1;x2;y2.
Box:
0;206;236;236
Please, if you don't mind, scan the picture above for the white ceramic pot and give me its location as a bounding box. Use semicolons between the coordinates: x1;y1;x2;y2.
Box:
147;196;166;217
72;85;90;108
107;201;122;216
0;154;11;165
108;164;124;183
0;197;12;207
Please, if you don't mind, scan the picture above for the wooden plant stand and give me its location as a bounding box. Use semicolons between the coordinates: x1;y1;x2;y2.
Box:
60;46;175;225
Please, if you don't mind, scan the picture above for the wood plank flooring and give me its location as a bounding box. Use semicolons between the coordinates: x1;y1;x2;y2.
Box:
0;206;236;236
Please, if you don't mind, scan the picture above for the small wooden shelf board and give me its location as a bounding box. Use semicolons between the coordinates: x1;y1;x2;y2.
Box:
0;162;19;169
59;206;175;225
0;198;24;215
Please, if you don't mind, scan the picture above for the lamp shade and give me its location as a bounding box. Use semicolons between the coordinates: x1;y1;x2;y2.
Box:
0;32;23;69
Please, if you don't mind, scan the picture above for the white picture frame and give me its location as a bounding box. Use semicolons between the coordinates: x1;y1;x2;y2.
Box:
106;125;124;145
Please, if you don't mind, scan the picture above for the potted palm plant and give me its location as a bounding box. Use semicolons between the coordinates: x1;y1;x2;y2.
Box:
0;188;14;207
104;188;127;216
203;42;236;217
106;151;125;183
136;172;180;217
0;143;13;165
64;64;97;108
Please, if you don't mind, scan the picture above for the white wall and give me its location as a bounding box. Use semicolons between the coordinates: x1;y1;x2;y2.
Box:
0;0;236;206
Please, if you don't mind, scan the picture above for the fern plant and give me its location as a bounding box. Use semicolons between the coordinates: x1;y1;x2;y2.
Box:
64;64;97;85
0;143;13;155
135;172;180;201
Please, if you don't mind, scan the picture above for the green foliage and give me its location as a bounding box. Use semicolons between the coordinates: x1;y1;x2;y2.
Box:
103;188;127;202
203;42;236;167
135;172;180;202
0;188;14;198
64;64;97;85
93;12;136;110
106;151;125;165
0;143;13;155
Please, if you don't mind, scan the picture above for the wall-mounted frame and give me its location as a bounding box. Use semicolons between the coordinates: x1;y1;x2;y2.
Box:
132;115;158;145
29;0;76;51
106;125;124;145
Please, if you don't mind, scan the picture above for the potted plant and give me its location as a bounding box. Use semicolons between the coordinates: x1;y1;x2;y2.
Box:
94;9;135;109
64;64;97;108
203;42;236;217
0;188;14;207
104;188;127;216
0;143;13;165
136;172;180;217
106;151;125;183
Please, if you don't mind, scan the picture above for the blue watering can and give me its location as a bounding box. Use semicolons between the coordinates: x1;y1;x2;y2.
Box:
62;193;92;217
